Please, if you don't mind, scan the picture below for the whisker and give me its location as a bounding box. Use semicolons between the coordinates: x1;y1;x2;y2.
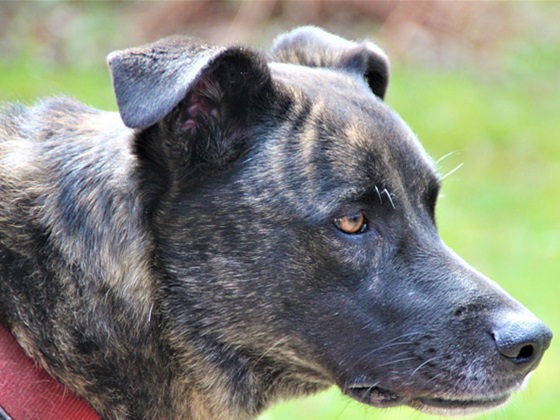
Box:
378;356;418;367
435;150;459;166
341;332;427;372
423;371;447;387
374;185;382;203
409;356;443;379
440;162;464;180
382;188;396;209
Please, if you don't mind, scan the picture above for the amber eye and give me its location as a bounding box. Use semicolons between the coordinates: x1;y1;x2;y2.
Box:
334;210;367;234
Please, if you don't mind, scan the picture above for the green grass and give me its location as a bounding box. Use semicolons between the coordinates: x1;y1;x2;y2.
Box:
0;55;116;110
1;39;558;420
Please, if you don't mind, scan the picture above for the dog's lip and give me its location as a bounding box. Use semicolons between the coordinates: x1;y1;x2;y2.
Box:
344;384;512;414
409;393;511;416
343;385;404;408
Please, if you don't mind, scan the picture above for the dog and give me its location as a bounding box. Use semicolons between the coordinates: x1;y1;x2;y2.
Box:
0;27;552;419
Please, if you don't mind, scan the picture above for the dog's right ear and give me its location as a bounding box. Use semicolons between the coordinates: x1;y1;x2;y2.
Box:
271;26;389;100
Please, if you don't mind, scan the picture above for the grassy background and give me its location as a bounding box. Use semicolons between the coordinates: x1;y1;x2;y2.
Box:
0;3;558;419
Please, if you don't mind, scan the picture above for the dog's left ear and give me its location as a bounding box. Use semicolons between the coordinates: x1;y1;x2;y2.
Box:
107;36;272;130
270;26;389;99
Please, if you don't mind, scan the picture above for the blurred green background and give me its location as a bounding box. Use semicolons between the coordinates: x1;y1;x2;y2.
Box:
1;2;558;419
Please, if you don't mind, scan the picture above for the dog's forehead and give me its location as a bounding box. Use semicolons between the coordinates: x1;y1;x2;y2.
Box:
264;62;437;205
268;62;429;159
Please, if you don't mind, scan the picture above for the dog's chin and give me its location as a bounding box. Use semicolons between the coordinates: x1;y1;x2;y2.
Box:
344;385;512;417
407;393;511;417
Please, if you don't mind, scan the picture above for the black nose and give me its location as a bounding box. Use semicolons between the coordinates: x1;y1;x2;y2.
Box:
493;315;552;370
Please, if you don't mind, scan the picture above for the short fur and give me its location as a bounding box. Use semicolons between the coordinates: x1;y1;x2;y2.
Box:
0;27;552;419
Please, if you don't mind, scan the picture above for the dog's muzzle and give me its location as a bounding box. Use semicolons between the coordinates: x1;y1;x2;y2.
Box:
343;310;552;416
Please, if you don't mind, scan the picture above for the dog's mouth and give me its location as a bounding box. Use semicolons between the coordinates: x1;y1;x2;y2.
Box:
344;386;404;408
344;385;512;416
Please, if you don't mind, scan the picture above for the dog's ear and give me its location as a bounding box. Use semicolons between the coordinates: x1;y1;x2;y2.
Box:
107;36;274;182
107;36;272;130
270;26;389;99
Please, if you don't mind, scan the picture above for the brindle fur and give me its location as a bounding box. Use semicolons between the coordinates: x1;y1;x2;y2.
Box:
0;27;551;419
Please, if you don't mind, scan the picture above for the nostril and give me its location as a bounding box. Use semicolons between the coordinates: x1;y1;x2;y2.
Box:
492;331;536;362
492;316;552;368
496;339;537;364
516;344;534;361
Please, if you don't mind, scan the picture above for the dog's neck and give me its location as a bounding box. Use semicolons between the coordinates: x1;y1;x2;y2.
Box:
165;335;330;419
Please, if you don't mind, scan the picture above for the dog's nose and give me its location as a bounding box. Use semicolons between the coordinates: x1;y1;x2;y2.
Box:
493;314;552;370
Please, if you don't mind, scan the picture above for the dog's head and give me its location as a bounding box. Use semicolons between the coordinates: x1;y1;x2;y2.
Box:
108;27;552;416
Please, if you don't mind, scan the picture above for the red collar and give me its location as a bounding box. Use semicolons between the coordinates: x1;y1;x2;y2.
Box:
0;322;99;420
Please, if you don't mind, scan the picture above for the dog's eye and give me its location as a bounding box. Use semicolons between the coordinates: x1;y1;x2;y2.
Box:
334;210;367;234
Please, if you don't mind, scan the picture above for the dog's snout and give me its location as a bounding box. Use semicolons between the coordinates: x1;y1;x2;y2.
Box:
492;315;552;369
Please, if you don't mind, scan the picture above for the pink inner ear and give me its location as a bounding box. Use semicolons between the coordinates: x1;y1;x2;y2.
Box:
181;88;222;133
182;103;203;132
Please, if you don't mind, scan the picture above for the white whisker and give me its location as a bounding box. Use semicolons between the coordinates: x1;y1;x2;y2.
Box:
435;150;458;166
409;356;443;379
378;356;418;367
374;185;382;203
382;189;396;209
441;162;464;180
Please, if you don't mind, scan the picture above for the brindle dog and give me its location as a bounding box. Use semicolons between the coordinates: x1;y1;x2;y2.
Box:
0;27;552;419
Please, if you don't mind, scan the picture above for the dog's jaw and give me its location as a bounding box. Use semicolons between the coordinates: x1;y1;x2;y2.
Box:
408;393;511;417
